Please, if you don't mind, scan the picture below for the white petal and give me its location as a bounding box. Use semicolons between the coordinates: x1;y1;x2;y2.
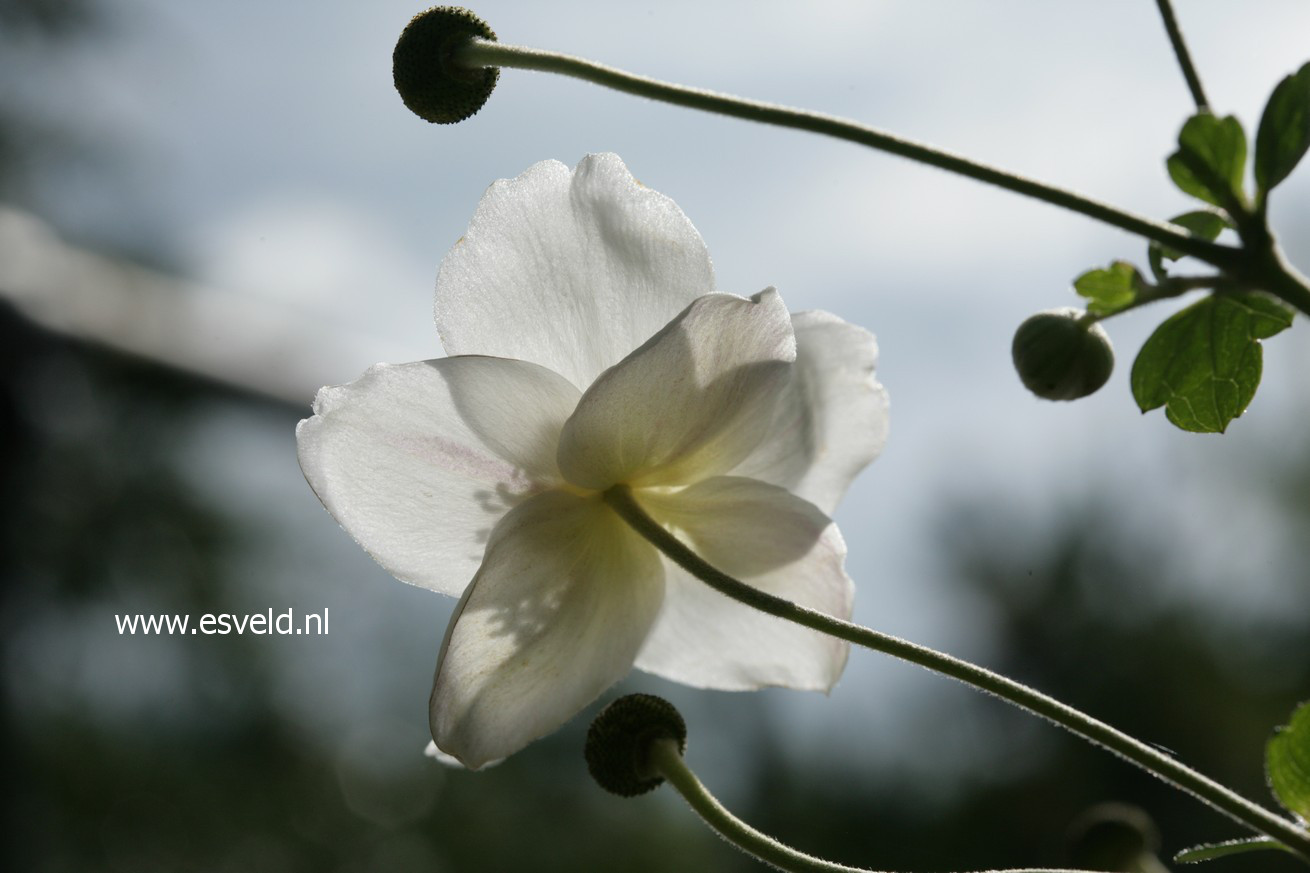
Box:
431;489;664;768
435;154;715;390
424;740;501;769
557;290;796;491
633;476;853;692
729;310;889;515
296;357;581;597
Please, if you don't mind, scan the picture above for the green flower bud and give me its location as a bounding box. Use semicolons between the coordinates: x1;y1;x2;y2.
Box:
1012;307;1115;401
393;7;499;124
585;694;687;797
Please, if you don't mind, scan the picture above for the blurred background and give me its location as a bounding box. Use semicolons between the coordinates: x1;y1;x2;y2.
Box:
4;0;1309;870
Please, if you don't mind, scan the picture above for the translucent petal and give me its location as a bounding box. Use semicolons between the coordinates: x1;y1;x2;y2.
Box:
430;490;664;768
424;741;501;770
634;476;853;691
435;154;715;390
558;290;796;491
730;310;889;515
296;357;580;597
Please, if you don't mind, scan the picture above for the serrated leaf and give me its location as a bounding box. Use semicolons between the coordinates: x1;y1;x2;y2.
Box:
1148;210;1231;280
1167;114;1247;209
1130;293;1293;433
1268;700;1310;821
1075;261;1142;316
1256;62;1310;196
1175;837;1291;864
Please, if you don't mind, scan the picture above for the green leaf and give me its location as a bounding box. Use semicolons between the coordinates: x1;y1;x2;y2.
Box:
1255;62;1310;196
1167;113;1247;208
1074;261;1143;316
1268;700;1310;820
1130;293;1293;433
1175;838;1292;864
1148;210;1230;280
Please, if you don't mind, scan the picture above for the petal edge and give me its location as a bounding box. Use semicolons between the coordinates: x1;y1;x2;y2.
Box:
296;356;580;597
435;154;716;389
730;309;889;515
558;289;796;490
430;489;664;768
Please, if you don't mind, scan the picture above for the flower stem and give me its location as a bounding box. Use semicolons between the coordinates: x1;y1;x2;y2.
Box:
1153;0;1210;112
649;739;876;873
1083;274;1230;323
650;738;1106;873
455;36;1310;317
454;38;1236;269
602;484;1310;859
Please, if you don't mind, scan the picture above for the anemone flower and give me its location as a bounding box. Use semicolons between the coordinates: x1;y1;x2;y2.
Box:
297;154;888;768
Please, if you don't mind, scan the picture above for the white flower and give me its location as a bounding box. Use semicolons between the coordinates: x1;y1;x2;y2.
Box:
296;154;889;769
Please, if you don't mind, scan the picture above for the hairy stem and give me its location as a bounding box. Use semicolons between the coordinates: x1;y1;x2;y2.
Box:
603;485;1310;859
1154;0;1210;111
651;739;1107;873
455;37;1310;316
455;38;1236;268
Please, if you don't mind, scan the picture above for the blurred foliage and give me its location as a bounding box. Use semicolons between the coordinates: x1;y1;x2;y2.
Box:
734;489;1310;872
0;306;723;872
6;295;1310;871
0;0;91;33
0;0;93;203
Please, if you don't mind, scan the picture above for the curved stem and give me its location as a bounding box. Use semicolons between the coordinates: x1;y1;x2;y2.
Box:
603;485;1310;859
1153;0;1210;112
455;38;1238;270
650;739;1105;873
1083;274;1230;324
649;738;876;873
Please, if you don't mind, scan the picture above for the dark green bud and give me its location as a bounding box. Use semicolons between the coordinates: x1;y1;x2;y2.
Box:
393;7;498;124
1012;307;1115;401
585;694;687;797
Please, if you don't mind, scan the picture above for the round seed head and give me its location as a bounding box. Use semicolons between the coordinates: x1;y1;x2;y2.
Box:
585;694;688;797
393;6;499;124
